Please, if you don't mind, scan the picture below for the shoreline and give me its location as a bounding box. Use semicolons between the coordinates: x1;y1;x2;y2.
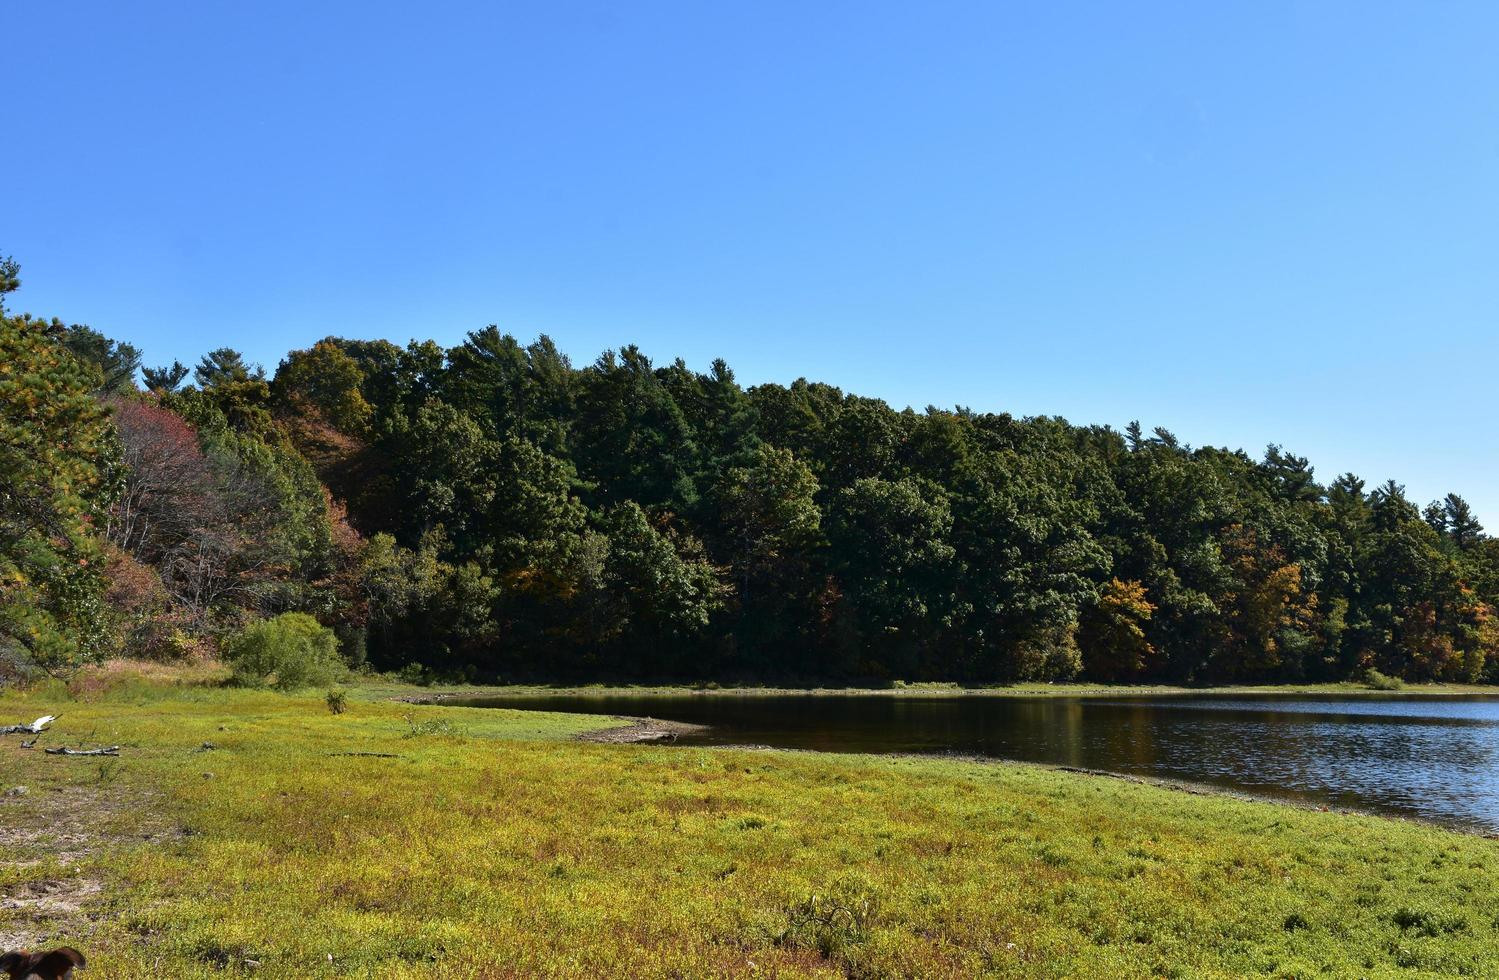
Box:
395;679;1499;703
575;715;710;743
568;710;1496;838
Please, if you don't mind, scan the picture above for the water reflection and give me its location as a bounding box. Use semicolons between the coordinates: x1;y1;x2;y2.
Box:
452;693;1499;832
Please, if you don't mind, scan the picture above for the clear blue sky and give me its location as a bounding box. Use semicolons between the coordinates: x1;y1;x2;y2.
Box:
8;1;1498;521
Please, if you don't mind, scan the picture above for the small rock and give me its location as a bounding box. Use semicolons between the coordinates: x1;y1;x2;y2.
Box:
3;786;27;797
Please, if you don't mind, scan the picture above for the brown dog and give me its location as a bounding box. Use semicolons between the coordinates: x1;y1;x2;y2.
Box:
0;947;85;979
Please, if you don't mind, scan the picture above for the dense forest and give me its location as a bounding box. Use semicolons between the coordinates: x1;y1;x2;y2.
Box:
3;255;1497;686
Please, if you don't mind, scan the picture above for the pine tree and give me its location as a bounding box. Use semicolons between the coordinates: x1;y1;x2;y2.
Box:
0;309;122;673
1444;494;1484;549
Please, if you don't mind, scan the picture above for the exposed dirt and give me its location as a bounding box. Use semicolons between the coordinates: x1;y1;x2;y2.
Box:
577;716;710;744
0;780;174;953
392;691;467;704
1;878;104;916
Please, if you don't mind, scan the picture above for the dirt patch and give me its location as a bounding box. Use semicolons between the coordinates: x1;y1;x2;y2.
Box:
1;878;103;916
0;783;174;952
0;825;98;867
578;717;709;744
392;692;467;704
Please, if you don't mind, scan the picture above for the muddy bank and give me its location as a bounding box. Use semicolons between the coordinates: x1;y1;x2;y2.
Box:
577;717;709;744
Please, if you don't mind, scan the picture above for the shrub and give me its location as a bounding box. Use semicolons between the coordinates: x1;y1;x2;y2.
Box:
1363;668;1405;691
396;663;430;687
223;613;343;691
325;689;348;715
401;712;459;738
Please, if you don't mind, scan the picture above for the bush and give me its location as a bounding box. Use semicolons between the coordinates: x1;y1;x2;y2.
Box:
1012;626;1083;681
396;662;431;687
325;689;348;714
1363;668;1405;691
401;712;459;739
223;613;343;691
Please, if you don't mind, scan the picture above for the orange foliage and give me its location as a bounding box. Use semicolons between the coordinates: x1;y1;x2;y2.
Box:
1079;578;1156;681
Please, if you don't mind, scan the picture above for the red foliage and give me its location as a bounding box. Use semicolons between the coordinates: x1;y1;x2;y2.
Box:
103;396;242;625
105;396;218;561
316;491;369;631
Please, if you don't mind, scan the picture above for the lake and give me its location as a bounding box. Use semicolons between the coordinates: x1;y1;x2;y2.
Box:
451;692;1499;833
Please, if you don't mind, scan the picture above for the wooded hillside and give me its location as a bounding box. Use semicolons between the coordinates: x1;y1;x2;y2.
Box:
4;257;1495;685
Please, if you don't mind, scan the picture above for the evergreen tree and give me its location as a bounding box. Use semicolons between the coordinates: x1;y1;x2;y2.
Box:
195;347;263;388
60;324;142;394
0;310;122;673
1444;494;1484;549
143;360;191;393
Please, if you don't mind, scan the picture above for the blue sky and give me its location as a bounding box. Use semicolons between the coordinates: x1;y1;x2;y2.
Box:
8;1;1498;521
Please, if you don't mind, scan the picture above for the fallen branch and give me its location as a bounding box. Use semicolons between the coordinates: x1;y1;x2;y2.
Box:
44;746;121;757
0;715;57;736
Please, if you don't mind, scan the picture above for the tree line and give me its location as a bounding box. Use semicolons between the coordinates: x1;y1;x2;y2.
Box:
3;256;1496;685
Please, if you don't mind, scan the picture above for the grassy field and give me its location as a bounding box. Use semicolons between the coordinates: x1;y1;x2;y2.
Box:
2;670;1498;978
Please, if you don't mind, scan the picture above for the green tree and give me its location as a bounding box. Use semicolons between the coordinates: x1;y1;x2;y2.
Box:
486;435;586;568
439;328;574;450
0;311;122;673
572;347;700;512
603;501;724;644
389;399;501;551
748;379;843;466
143;360;190;393
273;339;373;433
717;445;822;592
828;477;957;651
1370;480;1418;532
1261;445;1321;504
0;255;19;310
1443;494;1483;550
820;396;904;488
60;324;142;394
195;347;263;388
941;419;1112;679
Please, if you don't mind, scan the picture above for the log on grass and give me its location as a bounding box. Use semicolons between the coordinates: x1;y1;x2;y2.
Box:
0;715;57;736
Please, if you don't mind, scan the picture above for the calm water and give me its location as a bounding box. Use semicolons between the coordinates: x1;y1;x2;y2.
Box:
453;693;1499;832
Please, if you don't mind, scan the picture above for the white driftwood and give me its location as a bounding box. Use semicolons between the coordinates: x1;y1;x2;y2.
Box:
0;715;56;736
44;746;120;757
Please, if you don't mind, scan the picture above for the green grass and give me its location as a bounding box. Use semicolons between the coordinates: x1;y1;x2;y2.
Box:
2;676;1498;977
